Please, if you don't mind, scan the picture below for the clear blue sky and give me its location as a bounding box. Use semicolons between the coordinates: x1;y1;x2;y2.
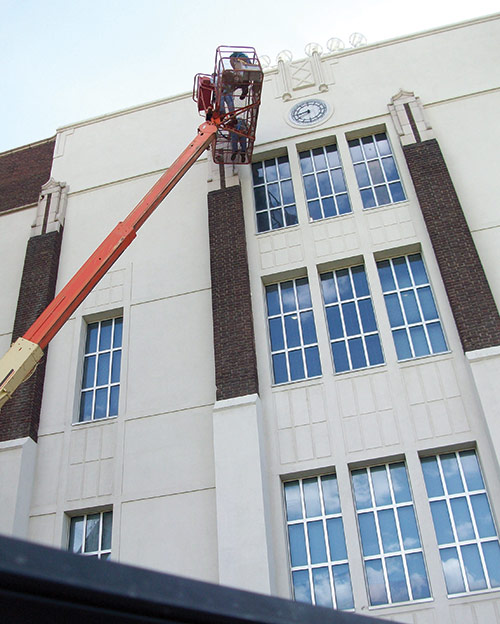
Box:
1;0;498;153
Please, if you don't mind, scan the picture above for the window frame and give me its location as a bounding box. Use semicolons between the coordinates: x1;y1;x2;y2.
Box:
68;510;112;560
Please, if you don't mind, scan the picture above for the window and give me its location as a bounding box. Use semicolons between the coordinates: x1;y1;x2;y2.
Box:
352;462;431;606
252;156;298;233
348;133;405;208
265;278;321;384
79;317;123;421
68;511;112;560
298;145;351;221
421;450;500;595
320;265;384;373
284;475;354;610
377;254;447;360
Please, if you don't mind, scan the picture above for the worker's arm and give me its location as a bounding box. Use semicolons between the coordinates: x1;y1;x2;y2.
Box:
0;121;218;410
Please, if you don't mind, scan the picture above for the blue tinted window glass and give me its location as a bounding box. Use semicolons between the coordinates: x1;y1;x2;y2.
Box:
99;320;113;351
254;185;267;212
386;555;409;603
348;337;366;369
398;506;421;549
359;299;376;332
375;133;391;156
389;182;405;203
269;318;284;351
289;350;305;381
281;282;295;312
322;196;336;218
371;466;391;506
303;478;321;517
366;559;388;606
430;500;454;545
304;175;318;199
332;564;354;610
326;144;341;168
312;568;333;608
321;274;338;305
359;512;380;556
256;211;269;233
111;351;121;384
308;521;327;564
305;347;321;377
410;326;430;357
82;355;96;389
393;329;412;360
272;353;288;384
284;205;298;226
80;391;93;422
352;266;369;297
278;155;291;178
264;159;277;181
360;188;376;209
308;200;322;220
366;334;384;365
471;494;496;538
332;341;349;372
327;517;347;561
270;208;284;229
69;516;84;553
441;547;466;594
337;269;353;300
292;570;312;603
113;318;123;348
354;162;370;187
368;160;384;184
300;311;317;344
348;139;363;162
377;260;396;292
284;481;303;521
393;257;411;288
408;254;428;284
482;541;500;587
343;302;360;336
281;180;295;205
462;544;487;591
401;290;421;324
322;475;341;515
96;352;110;386
451;497;475;541
85;323;99;353
299;151;313;174
427;321;446;352
421;457;445;498
361;135;377;158
109;385;119;417
267;183;281;208
289;524;308;567
441;454;465;494
94;388;108;419
312;147;327;170
461;450;485;491
266;285;280;316
352;469;372;509
378;509;400;553
406;552;431;600
382;156;398;181
331;168;346;193
417;287;438;320
374;185;390;205
252;162;264;185
337;194;351;214
296;278;312;309
317;171;332;196
284;314;301;348
390;463;412;503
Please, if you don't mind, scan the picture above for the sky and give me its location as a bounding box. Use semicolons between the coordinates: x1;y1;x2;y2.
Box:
1;0;498;153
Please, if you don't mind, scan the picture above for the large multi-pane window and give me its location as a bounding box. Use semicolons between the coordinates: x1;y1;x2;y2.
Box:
377;254;447;360
421;451;500;595
320;266;384;373
79;317;123;422
284;475;354;610
252;156;298;233
68;511;112;560
352;462;431;606
299;145;351;221
348;133;405;209
265;278;321;384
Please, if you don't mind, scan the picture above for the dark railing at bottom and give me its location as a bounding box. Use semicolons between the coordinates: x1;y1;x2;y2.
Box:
0;534;392;623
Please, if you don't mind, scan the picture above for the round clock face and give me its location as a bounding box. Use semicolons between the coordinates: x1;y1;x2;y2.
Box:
289;99;328;126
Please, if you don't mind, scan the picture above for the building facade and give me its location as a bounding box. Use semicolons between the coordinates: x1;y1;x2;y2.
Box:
1;13;500;623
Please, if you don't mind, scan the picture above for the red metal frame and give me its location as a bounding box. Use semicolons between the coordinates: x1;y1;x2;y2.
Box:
24;121;219;350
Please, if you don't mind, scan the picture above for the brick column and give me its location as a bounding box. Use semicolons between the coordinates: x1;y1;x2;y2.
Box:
389;91;500;352
208;184;259;400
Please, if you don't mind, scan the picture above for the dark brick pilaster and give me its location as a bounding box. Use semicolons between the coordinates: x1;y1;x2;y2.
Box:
0;231;63;442
208;184;259;401
403;139;500;352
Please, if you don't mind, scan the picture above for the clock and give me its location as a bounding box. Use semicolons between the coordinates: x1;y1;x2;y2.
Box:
289;99;329;126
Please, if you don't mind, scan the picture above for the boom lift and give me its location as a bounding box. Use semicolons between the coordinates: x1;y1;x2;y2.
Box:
0;46;263;410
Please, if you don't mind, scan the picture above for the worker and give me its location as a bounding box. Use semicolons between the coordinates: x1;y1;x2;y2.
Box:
230;52;251;99
228;117;248;162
